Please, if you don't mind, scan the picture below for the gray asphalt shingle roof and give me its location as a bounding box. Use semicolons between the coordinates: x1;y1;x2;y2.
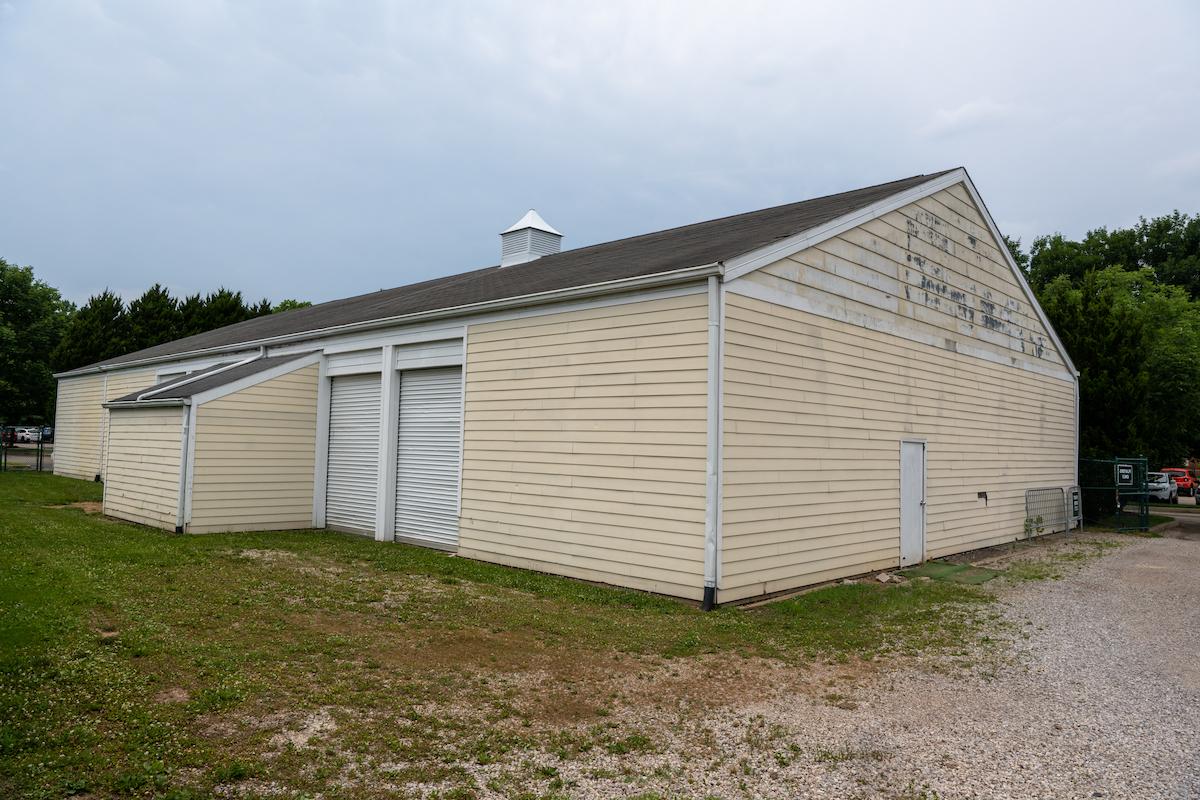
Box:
107;353;315;403
83;170;954;373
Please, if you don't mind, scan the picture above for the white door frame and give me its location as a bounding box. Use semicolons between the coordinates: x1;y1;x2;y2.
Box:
899;438;927;567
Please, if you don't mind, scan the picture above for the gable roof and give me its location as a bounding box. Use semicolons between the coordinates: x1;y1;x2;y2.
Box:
105;353;317;405
63;169;958;376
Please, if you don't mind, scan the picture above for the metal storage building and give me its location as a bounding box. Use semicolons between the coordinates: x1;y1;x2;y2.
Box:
55;168;1079;605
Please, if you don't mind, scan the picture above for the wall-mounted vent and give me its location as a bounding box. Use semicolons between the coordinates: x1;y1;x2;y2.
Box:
500;210;562;267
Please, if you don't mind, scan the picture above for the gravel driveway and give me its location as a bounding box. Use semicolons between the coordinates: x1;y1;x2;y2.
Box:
514;529;1200;799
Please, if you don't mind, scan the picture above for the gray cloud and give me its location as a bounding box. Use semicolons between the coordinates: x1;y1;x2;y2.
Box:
1;0;1197;304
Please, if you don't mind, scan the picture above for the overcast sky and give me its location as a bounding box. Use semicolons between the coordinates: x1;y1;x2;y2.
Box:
1;1;1198;306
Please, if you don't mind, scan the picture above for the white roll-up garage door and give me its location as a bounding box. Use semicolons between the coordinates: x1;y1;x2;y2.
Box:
326;373;381;535
394;367;463;549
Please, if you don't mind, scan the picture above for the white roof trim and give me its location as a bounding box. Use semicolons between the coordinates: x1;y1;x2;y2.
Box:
723;167;1077;377
722;170;968;280
54;262;721;378
133;356;257;401
502;209;561;235
188;352;322;406
957;173;1078;377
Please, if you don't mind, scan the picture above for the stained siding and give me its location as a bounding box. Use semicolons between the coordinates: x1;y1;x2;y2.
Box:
720;184;1076;602
188;364;319;533
100;369;156;481
458;292;711;600
103;406;183;529
53;374;107;480
53;369;155;482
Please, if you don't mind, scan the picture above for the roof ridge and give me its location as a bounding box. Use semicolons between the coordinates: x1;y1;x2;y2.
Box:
522;168;959;262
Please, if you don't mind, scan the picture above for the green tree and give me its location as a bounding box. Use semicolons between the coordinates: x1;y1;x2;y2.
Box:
199;288;254;331
126;283;181;351
1038;266;1200;465
0;259;73;422
50;290;128;374
1003;235;1030;274
273;299;312;313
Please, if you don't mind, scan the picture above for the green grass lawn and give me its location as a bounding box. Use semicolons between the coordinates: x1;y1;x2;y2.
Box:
0;473;996;799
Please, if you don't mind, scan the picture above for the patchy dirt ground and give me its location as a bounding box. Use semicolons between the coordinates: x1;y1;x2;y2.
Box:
213;532;1199;799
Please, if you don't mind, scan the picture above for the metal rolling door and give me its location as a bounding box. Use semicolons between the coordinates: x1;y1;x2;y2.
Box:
325;373;381;534
394;367;462;549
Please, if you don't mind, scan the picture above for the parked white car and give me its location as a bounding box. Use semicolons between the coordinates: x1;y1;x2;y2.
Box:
1148;472;1179;504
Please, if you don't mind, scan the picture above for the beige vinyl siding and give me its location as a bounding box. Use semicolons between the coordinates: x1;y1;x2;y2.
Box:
740;186;1069;379
721;184;1075;602
53;368;156;482
188;364;319;533
100;368;156;481
458;292;711;601
53;374;107;480
103;406;183;529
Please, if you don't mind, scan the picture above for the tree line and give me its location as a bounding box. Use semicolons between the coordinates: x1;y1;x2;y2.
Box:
1008;210;1200;467
0;259;309;424
4;208;1200;465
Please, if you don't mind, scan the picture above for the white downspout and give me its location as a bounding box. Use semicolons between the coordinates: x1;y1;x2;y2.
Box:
175;401;193;533
702;275;722;610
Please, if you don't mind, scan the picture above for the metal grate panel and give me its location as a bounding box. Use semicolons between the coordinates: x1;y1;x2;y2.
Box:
1024;487;1068;537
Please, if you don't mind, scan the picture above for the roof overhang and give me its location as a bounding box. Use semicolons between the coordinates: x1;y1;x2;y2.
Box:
55;262;722;379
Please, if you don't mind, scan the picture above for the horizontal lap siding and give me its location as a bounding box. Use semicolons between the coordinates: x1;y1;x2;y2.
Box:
459;293;710;600
720;185;1075;602
103;407;182;529
54;374;106;480
188;365;319;533
100;369;156;481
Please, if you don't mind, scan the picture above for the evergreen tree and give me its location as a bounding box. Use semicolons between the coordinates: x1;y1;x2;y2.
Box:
178;293;206;337
126;283;181;351
201;288;253;330
50;290;129;373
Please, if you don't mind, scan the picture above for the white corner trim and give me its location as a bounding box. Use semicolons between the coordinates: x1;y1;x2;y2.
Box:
956;173;1079;378
455;328;469;519
723;169;969;281
182;403;197;529
176;405;192;531
376;345;399;542
312;355;331;529
188;353;322;406
715;280;726;589
703;276;722;592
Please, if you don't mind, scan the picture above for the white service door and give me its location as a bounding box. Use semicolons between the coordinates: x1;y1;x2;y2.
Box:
325;373;382;535
899;441;926;566
394;366;463;550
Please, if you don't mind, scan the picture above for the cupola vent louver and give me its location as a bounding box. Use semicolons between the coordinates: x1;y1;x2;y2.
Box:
500;210;562;267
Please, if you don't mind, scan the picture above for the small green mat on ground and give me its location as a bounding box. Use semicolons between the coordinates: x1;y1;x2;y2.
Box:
901;560;1002;585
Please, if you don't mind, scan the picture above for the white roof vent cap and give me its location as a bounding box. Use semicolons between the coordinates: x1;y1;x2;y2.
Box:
500;209;562;267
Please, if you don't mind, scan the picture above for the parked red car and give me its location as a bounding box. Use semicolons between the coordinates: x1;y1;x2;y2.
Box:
1161;468;1196;497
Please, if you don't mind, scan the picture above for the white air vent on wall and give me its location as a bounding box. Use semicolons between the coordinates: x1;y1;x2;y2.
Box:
500;210;562;267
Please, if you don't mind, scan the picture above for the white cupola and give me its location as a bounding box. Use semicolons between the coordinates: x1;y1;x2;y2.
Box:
500;210;562;267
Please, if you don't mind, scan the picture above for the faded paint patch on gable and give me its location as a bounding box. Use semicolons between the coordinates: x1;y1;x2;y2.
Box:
729;183;1069;381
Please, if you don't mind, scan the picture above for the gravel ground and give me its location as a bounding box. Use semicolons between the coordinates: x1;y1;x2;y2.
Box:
474;530;1200;799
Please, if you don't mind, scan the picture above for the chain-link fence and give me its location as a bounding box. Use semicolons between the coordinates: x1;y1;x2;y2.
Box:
1079;456;1149;531
0;425;52;473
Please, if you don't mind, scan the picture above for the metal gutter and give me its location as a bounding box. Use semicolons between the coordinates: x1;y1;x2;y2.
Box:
102;398;191;409
54;263;724;378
